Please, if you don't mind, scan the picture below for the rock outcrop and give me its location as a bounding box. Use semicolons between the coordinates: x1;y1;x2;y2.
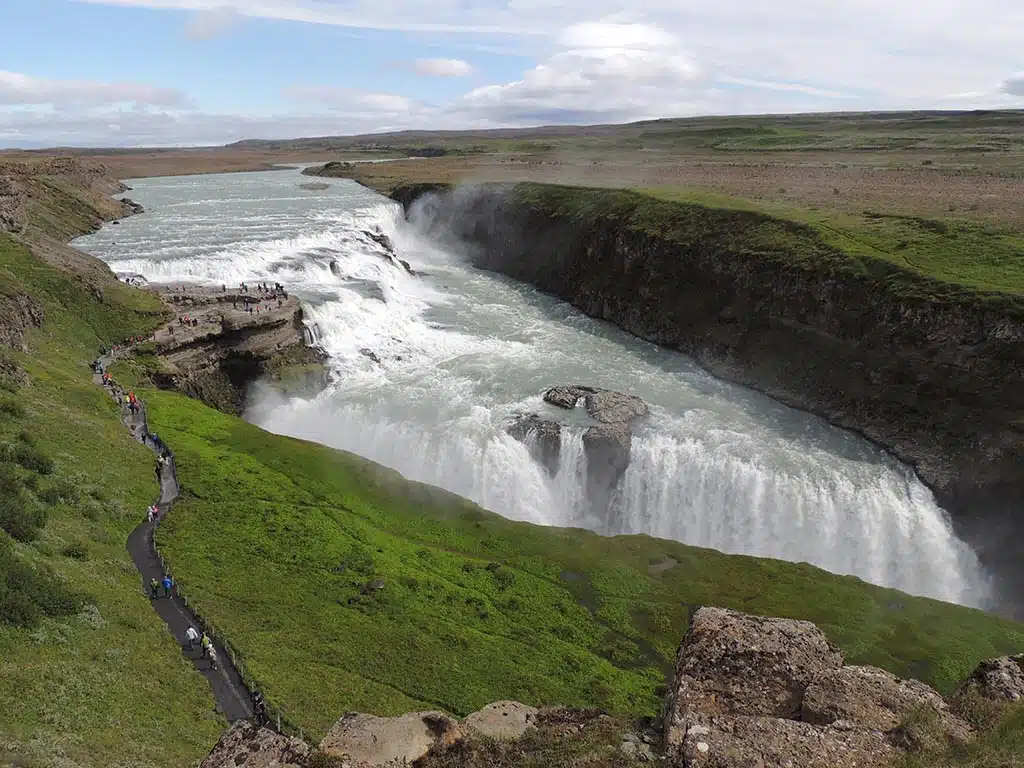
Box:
542;385;649;512
954;653;1024;704
388;182;1024;610
663;607;973;767
320;711;458;766
319;702;539;765
0;290;44;353
361;227;414;275
460;700;539;740
149;286;327;414
507;413;562;474
200;721;310;768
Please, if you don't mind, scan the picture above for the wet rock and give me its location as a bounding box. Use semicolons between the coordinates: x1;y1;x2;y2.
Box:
320;711;457;766
664;607;843;741
507;413;562;474
954;653;1024;704
119;197;144;216
541;385;649;512
360;348;382;365
676;715;895;768
200;721;310;768
802;665;972;747
299;182;330;191
461;700;538;740
329;260;341;276
363;228;395;255
543;385;593;410
583;422;633;513
584;389;649;423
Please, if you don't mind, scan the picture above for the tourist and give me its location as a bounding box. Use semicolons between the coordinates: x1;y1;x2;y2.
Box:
206;645;219;670
162;574;173;597
185;626;199;651
149;578;160;599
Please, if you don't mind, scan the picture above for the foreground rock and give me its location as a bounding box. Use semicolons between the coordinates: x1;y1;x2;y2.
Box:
201;721;309;768
319;701;540;765
678;716;894;768
802;665;971;746
665;607;843;724
460;700;539;740
954;653;1024;704
320;711;457;766
664;607;973;767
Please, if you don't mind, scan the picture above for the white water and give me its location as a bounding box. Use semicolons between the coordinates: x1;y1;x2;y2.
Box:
74;168;992;607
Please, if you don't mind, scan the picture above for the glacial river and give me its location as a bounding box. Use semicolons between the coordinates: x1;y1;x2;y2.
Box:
73;168;992;607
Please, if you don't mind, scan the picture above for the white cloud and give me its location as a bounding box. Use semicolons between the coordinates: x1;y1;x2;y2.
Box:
184;4;240;40
9;4;1024;146
0;71;187;108
283;86;424;115
413;58;473;77
454;21;706;124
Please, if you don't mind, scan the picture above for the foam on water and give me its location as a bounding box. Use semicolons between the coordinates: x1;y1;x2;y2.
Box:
74;169;992;608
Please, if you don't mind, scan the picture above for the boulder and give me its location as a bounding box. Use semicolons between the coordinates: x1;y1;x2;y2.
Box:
200;722;310;768
319;711;457;766
584;389;649;424
461;700;538;740
664;607;844;740
542;385;648;425
543;385;592;410
675;715;895;768
507;414;562;474
802;665;971;746
119;197;144;216
954;654;1024;704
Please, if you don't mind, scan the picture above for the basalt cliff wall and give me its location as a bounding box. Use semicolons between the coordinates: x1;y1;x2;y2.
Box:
388;181;1024;588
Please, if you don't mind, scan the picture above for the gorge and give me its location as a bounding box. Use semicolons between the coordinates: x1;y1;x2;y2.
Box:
72;167;1000;611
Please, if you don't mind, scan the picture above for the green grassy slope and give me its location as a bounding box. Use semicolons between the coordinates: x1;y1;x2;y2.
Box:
0;233;222;767
640;186;1024;297
505;183;1024;305
117;382;1024;743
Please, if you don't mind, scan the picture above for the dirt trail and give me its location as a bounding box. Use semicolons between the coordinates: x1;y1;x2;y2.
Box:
93;349;254;722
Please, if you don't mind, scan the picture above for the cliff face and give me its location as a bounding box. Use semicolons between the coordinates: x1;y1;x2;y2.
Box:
394;182;1024;588
149;287;327;414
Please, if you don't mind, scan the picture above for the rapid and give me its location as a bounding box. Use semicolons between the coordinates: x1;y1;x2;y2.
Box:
73;168;992;608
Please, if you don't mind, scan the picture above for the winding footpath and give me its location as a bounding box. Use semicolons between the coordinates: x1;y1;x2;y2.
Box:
93;349;254;722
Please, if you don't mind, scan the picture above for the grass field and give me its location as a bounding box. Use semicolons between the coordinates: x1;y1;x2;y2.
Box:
0;233;223;767
83;374;1023;743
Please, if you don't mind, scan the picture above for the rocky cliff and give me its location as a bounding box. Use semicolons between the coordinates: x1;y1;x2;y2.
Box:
147;285;327;414
387;181;1024;605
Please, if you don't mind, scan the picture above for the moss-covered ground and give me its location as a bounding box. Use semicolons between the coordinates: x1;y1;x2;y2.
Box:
94;372;1023;742
0;232;222;767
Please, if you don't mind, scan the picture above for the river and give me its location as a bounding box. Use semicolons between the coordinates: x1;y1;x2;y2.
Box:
73;167;992;608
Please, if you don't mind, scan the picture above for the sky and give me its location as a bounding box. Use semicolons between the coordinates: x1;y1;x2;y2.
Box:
1;0;1022;147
